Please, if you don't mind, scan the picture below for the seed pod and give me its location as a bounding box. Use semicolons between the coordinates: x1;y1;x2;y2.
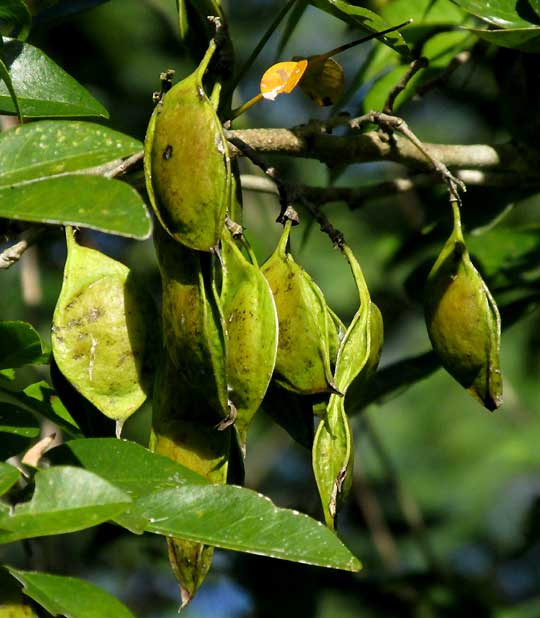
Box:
220;232;278;449
313;244;383;529
151;357;231;609
154;223;229;423
261;220;336;395
424;210;502;411
312;395;352;530
144;40;231;251
51;227;155;436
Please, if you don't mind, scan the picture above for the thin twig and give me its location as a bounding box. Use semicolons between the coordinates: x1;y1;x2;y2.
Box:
0;227;47;270
361;414;443;576
240;169;528;205
225;130;298;223
414;50;472;99
103;151;145;179
383;56;429;115
353;457;401;571
347;112;465;202
226;131;347;246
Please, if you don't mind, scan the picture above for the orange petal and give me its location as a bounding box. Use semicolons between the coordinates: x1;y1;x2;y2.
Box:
260;60;308;101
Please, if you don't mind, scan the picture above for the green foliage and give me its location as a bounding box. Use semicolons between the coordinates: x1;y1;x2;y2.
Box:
1;0;540;617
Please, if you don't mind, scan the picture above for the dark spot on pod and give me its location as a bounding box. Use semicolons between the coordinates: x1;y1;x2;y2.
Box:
322;96;333;106
163;145;173;160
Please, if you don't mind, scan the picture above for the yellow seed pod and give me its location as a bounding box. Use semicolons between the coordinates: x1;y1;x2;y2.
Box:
220;232;278;448
261;220;336;395
424;206;502;411
151;357;231;609
51;228;155;436
144;40;231;252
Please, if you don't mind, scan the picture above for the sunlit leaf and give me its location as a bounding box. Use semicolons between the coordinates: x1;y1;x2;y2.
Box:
0;462;19;496
260;59;308;100
0;321;46;369
453;0;540;28
0;39;108;118
0;404;41;459
0;175;151;239
310;0;410;57
0;121;142;187
129;484;362;572
7;569;135;618
0;466;131;543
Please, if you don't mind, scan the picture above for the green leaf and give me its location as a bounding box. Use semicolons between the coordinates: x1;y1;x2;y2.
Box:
0;175;151;239
363;29;474;112
0;404;41;459
0;321;46;370
0;466;131;543
47;438;207;497
22;381;81;436
469;26;540;52
0;121;142;187
0;39;109;118
48;437;207;531
310;0;410;57
131;484;361;572
0;54;23;122
7;569;135;618
0;462;19;495
0;0;32;40
453;0;540;28
356;0;472;112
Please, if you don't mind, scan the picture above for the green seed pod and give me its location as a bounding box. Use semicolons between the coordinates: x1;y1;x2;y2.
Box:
144;40;231;252
51;227;155;436
424;210;502;411
154;223;229;423
261;220;336;395
151;357;231;609
220;232;278;448
312;395;353;530
313;244;383;529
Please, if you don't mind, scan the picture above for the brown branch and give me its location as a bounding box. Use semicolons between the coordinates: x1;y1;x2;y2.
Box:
228;128;537;176
240;169;530;206
0;227;47;270
384;57;429;115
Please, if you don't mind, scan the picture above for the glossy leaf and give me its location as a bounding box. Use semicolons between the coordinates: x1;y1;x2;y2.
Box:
0;404;40;459
0;40;108;118
0;121;142;187
310;0;410;57
470;26;540;52
453;0;539;28
20;381;80;436
7;569;135;618
260;60;307;100
0;321;46;369
0;175;151;239
0;0;31;39
47;438;207;497
0;466;131;543
128;484;361;572
0;462;19;496
0;54;22;122
48;437;207;532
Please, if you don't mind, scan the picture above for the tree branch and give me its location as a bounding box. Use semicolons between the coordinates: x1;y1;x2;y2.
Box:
228;127;538;176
